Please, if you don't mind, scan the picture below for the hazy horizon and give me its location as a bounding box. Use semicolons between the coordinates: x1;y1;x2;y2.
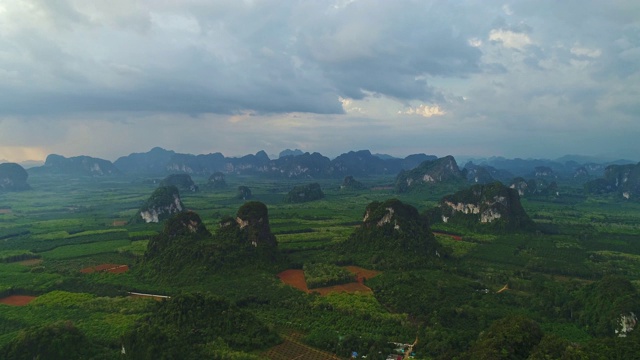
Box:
0;1;638;163
1;146;638;168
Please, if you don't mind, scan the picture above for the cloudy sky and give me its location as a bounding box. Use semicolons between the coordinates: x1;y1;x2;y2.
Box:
0;0;638;163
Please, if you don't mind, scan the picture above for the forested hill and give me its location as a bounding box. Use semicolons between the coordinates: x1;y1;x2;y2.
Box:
0;163;30;191
139;202;279;279
338;199;441;268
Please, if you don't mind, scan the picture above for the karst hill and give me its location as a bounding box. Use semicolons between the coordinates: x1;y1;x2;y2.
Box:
140;201;279;278
339;199;441;268
0;163;30;192
159;173;198;192
33;154;120;176
432;182;535;232
585;162;640;200
395;155;466;192
134;186;185;224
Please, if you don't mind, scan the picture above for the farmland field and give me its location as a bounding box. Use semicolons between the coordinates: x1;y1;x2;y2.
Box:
0;172;639;359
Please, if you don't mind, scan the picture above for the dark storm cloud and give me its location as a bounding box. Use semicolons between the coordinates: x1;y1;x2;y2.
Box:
295;1;483;100
0;0;483;116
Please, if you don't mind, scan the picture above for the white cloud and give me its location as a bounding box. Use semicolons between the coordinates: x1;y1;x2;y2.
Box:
339;96;364;114
570;46;602;58
400;104;445;118
468;38;483;47
489;29;532;50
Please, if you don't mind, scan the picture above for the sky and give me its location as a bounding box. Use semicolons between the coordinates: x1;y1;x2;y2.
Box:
0;0;639;163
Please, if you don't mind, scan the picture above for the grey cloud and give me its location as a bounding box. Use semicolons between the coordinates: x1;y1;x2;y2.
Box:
0;0;484;117
1;0;639;162
296;1;483;101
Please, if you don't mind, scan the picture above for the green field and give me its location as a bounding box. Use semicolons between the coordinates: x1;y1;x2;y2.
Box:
0;173;639;359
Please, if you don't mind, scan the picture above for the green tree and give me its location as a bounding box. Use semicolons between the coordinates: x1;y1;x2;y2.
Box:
463;315;543;360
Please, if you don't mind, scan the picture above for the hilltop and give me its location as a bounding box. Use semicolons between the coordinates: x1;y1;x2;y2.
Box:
585;162;640;200
134;186;185;224
31;154;120;176
340;175;366;190
159;173;198;192
338;199;440;268
395;155;465;192
431;182;535;231
140;202;279;278
284;183;324;203
0;163;31;191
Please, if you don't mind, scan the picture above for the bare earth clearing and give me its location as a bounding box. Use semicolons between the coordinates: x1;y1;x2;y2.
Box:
278;266;380;295
80;264;129;274
277;269;308;292
0;295;37;306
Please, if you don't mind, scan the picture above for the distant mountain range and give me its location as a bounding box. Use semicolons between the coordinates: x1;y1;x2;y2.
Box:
19;147;638;183
41;147;436;178
463;156;635;177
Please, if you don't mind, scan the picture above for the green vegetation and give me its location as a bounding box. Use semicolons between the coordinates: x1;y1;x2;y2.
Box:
338;199;441;268
0;250;39;263
123;293;280;359
0;171;639;359
40;239;131;260
284;183;324;203
303;263;355;289
1;321;99;360
159;173;198;192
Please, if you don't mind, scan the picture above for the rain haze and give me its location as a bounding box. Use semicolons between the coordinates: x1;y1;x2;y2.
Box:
0;0;638;163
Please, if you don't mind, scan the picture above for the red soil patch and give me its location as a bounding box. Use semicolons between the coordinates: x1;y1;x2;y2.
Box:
0;295;37;306
278;269;308;292
345;265;381;283
0;209;12;214
112;220;127;226
18;258;43;266
80;264;129;274
106;265;129;273
433;232;462;241
94;263;120;271
278;266;380;296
